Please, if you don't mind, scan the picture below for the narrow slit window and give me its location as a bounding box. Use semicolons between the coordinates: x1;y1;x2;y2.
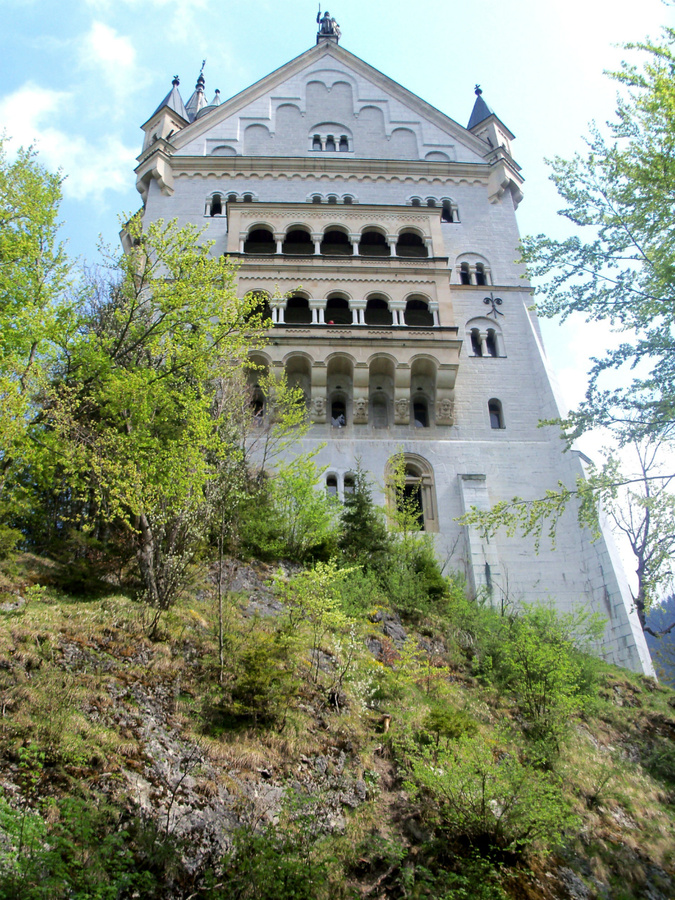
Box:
471;329;482;356
210;193;222;216
413;400;429;428
312;134;322;151
489;400;504;429
441;200;453;223
325;134;336;151
460;263;471;285
476;263;487;286
339;135;349;152
331;399;346;428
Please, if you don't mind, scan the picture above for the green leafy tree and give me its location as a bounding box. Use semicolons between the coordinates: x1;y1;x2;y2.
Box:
0;141;72;556
42;215;268;628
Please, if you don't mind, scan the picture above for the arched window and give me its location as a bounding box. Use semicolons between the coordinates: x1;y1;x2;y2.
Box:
245;292;272;324
326;474;338;496
325;294;352;325
312;134;322;151
460;262;471;285
327;195;338;205
426;198;437;208
227;193;238;204
244;228;275;254
413;399;429;428
475;263;487;286
489;399;504;429
250;386;265;423
285;295;312;325
486;329;498;357
404;298;434;327
282;228;314;255
331;398;346;427
441;200;453;223
411;198;422;207
343;196;353;205
210;193;222;216
243;193;253;203
339;135;349;152
359;229;390;257
470;328;482;356
321;229;352;255
325;135;336;151
312;194;322;204
387;455;438;532
396;232;428;258
364;296;393;326
344;474;355;494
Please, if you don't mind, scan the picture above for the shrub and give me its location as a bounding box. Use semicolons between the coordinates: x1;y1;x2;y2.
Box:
407;734;578;856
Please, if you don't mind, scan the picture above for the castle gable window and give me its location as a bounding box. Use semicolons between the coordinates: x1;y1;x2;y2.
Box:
489;399;504;429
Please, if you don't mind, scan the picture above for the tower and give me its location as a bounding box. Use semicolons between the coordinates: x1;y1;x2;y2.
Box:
133;22;653;675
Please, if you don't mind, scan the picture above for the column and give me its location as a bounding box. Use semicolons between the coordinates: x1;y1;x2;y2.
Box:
351;300;366;325
390;301;405;327
312;234;322;255
429;301;440;327
349;233;360;255
309;299;324;325
239;235;245;253
275;233;284;254
310;362;327;423
479;331;489;357
394;364;410;424
388;237;398;257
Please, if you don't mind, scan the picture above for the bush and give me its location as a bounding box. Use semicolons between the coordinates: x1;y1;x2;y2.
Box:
407;734;578;856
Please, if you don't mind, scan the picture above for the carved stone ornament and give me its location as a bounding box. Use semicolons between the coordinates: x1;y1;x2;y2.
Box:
436;397;454;425
394;397;410;424
312;397;326;421
353;397;368;423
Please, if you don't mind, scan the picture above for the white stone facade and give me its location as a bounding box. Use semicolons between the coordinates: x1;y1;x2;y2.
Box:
134;39;653;675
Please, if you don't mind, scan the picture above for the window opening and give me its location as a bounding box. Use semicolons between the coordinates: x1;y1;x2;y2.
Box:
411;198;421;207
282;229;314;255
210;193;222;216
325;296;352;325
244;228;275;254
470;329;482;356
227;193;238;203
359;230;390;256
250;388;265;423
404;298;434;327
312;194;322;204
339;135;349;152
343;196;353;205
327;195;338;204
413;400;429;428
243;193;253;203
441;200;453;223
460;262;471;285
325;134;336;151
246;294;272;324
331;399;346;427
486;330;497;357
489;400;504;429
312;134;322;151
321;230;352;256
344;474;355;494
364;297;393;326
427;198;437;208
285;295;312;325
475;263;487;286
396;232;428;258
326;475;338;496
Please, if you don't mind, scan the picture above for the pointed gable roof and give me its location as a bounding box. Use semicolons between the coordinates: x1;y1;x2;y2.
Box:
169;40;491;158
467;86;493;130
151;76;189;122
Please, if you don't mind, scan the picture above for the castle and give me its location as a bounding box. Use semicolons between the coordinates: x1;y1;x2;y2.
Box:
132;17;653;675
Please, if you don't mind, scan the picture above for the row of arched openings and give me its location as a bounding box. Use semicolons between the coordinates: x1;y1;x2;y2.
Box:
242;225;429;258
247;291;436;327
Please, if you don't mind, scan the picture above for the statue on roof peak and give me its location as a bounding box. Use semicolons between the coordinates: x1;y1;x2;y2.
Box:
317;7;341;40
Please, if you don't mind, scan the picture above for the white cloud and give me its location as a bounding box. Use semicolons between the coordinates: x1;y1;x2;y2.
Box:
0;83;137;201
79;21;137;99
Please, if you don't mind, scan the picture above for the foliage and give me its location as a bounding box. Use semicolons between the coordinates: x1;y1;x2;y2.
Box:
521;30;675;440
0;793;175;899
337;462;391;570
407;734;578;856
480;605;603;760
36;215;268;628
0;141;72;561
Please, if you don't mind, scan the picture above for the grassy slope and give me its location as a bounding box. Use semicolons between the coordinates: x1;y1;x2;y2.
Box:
0;557;674;899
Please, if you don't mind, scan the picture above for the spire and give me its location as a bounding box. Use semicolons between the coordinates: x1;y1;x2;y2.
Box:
196;89;221;120
151;75;188;122
467;84;494;130
185;62;208;122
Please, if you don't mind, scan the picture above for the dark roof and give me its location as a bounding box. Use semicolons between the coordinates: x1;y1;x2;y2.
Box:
152;77;189;122
467;87;494;130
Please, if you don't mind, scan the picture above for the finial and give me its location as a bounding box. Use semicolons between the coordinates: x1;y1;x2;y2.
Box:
474;84;482;96
172;75;180;87
196;61;206;90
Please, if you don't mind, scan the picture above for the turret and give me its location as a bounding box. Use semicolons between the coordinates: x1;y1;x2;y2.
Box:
468;86;523;208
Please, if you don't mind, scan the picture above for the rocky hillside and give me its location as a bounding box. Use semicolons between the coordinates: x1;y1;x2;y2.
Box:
0;556;674;899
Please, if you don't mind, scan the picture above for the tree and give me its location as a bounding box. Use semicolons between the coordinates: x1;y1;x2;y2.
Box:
465;32;675;635
337;461;391;568
41;215;268;627
0;140;72;555
520;30;675;441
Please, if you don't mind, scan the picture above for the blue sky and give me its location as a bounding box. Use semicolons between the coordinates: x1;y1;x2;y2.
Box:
1;0;672;412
